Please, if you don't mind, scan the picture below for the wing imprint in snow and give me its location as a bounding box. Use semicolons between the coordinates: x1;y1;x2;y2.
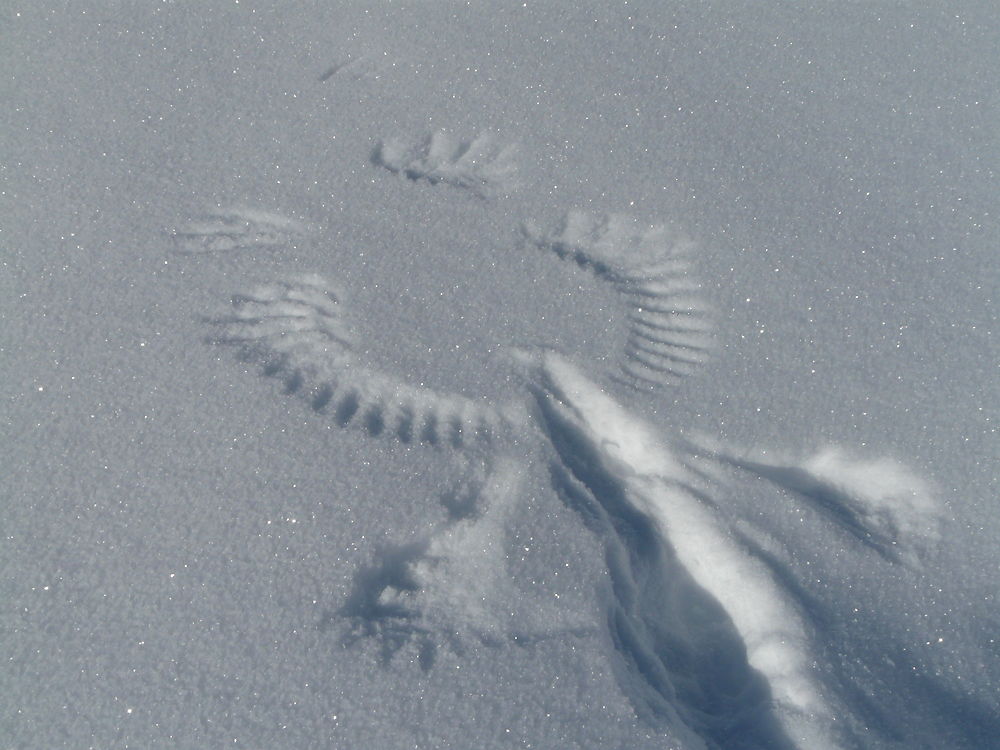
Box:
374;131;519;198
210;273;503;449
523;211;713;390
169;206;308;254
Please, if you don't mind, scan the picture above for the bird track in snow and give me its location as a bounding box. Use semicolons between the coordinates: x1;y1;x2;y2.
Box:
173;127;937;749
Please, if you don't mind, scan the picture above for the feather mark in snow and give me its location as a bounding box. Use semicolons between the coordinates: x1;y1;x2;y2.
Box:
169;206;308;255
209;273;504;450
374;131;519;198
523;210;713;390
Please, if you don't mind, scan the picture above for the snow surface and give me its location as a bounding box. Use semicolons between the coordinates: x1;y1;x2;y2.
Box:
2;2;998;749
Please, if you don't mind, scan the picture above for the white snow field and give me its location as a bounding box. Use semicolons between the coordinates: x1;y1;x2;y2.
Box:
2;2;998;749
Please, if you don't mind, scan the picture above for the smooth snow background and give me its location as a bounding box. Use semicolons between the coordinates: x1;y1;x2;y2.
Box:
2;2;997;748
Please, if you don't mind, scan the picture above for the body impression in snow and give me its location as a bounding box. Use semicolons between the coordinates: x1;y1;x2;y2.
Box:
520;349;843;750
339;455;590;669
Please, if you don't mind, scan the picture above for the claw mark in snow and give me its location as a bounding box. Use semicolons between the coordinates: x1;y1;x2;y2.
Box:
523;211;713;390
374;131;519;198
319;59;361;82
169;206;308;254
318;50;404;84
340;457;589;668
521;349;841;750
210;274;504;449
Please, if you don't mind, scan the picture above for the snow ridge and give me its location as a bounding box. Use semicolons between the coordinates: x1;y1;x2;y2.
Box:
708;443;940;567
522;349;841;750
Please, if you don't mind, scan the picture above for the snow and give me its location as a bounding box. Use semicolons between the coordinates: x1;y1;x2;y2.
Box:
527;349;832;748
2;2;997;749
709;442;941;567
